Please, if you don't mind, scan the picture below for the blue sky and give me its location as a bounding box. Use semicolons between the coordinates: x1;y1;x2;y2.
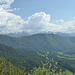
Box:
11;0;75;22
0;0;75;34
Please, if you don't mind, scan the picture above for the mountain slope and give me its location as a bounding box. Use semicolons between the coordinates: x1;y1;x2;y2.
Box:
0;34;75;58
0;59;24;75
0;43;24;68
68;37;75;43
0;43;45;71
0;43;20;60
0;34;75;53
0;34;75;72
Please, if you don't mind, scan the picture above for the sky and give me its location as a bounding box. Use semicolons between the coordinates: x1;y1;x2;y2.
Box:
0;0;75;34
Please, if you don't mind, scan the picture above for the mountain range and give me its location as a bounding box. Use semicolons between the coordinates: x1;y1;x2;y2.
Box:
0;33;75;73
3;31;75;37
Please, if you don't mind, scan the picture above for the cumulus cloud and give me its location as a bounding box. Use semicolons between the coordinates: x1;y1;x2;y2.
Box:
22;12;74;34
73;17;75;21
25;12;50;28
22;12;51;34
56;20;64;23
63;20;75;33
0;10;75;34
0;0;19;12
22;13;75;34
0;0;75;34
0;0;24;34
0;11;25;34
0;0;14;9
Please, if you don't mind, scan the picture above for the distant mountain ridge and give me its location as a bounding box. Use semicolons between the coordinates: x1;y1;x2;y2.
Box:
55;32;75;37
6;31;29;37
3;31;75;37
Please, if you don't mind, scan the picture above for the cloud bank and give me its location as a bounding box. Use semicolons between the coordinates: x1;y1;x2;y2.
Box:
22;12;75;34
0;0;24;34
0;0;75;34
0;0;14;9
0;11;25;33
22;12;51;34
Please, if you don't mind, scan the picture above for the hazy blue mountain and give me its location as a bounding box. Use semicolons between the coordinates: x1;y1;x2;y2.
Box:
55;32;75;37
68;37;75;43
3;30;75;38
5;31;29;37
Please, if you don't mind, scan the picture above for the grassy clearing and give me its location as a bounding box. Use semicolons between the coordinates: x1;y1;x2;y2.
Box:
65;70;73;75
57;52;63;55
64;54;75;58
57;51;75;60
57;55;75;60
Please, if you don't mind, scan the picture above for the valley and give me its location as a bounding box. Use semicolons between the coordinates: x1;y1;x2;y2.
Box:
0;33;75;74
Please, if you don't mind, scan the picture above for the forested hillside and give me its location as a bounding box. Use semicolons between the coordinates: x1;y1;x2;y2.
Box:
0;59;24;75
0;52;73;75
0;43;45;71
0;34;75;53
0;34;75;73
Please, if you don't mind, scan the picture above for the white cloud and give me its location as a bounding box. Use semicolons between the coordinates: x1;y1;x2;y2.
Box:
63;20;75;33
0;0;75;35
0;0;19;12
56;20;64;23
0;0;24;34
0;11;25;34
27;12;50;28
73;17;75;21
22;12;51;34
6;8;17;12
22;12;73;34
0;0;75;34
0;10;75;34
22;13;75;34
0;0;14;9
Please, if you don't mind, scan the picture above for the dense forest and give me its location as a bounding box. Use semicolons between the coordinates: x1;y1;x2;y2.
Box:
0;53;73;75
0;34;75;74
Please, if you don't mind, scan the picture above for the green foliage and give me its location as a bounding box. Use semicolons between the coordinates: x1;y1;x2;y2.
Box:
0;34;75;72
0;60;24;75
0;43;45;71
0;52;74;75
28;52;73;75
57;52;63;55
